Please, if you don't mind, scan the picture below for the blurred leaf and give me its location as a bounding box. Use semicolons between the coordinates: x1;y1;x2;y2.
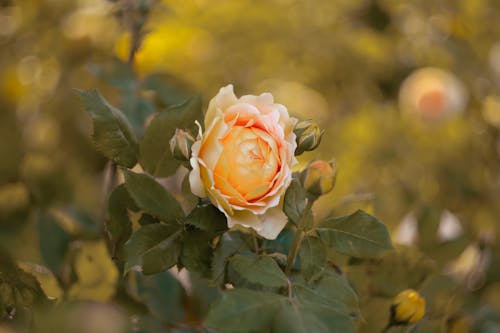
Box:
189;272;220;318
228;253;288;289
121;93;156;134
139;96;202;177
123;170;184;223
181;230;213;279
142;73;192;107
273;302;330;333
284;178;308;226
0;111;24;184
205;289;287;333
37;212;70;275
211;232;249;286
107;184;138;261
130;271;186;324
184;203;227;234
347;246;436;297
0;249;48;321
77;89;139;168
17;262;62;302
299;236;327;283
124;223;183;274
317;210;393;258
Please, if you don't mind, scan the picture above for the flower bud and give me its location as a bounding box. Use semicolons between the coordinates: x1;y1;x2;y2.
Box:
390;289;426;326
169;129;195;161
301;160;336;196
294;120;324;155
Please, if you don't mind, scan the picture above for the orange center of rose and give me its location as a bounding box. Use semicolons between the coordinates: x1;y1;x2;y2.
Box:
213;126;280;203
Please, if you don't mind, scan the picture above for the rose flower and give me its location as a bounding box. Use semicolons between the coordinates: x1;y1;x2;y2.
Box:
189;85;297;239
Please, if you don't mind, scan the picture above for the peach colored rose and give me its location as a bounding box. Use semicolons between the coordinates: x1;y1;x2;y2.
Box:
189;85;297;239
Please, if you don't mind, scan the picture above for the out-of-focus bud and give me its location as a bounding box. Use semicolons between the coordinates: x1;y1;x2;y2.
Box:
169;129;195;161
446;313;471;333
301;160;336;197
293;120;324;155
390;289;426;326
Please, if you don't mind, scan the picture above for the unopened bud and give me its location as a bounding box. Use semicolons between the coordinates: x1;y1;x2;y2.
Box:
294;120;324;155
390;289;426;326
301;160;336;196
169;129;195;161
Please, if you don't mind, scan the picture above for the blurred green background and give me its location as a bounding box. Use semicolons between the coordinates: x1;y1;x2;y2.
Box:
1;0;500;332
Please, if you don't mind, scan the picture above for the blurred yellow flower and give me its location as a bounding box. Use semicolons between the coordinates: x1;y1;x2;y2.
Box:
391;289;426;325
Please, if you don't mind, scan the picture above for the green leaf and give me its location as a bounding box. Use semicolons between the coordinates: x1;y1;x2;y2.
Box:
228;253;288;288
299;236;327;283
124;224;183;274
294;277;351;317
283;178;308;226
37;212;70;275
78;89;138;167
205;289;287;333
317;210;393;258
184;203;227;233
123;170;184;223
181;230;213;278
273;302;330;333
130;271;186;324
302;302;356;333
211;232;249;286
107;184;138;261
139;96;202;177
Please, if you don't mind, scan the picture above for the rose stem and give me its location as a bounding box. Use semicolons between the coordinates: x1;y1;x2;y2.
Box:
285;199;313;276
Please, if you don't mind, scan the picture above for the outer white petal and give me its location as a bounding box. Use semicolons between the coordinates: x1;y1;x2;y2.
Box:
227;210;263;232
256;207;288;240
189;140;206;197
205;85;237;128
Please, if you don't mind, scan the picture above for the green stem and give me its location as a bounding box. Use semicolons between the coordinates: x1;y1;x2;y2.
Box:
380;323;392;333
284;199;313;276
285;229;303;276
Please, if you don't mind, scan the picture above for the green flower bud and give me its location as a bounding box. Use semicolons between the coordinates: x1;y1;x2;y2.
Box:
301;160;336;197
294;120;324;155
390;289;426;326
169;129;195;161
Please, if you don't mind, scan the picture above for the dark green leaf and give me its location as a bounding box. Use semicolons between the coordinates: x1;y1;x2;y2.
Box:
130;271;186;324
78;89;138;167
205;289;287;333
184;203;227;233
139;96;202;177
181;230;213;278
317;210;393;258
123;170;184;223
124;224;183;274
273;302;330;333
294;278;350;317
138;213;160;225
228;253;288;288
211;232;249;286
299;236;327;283
283;178;308;226
107;184;138;261
37;212;70;275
